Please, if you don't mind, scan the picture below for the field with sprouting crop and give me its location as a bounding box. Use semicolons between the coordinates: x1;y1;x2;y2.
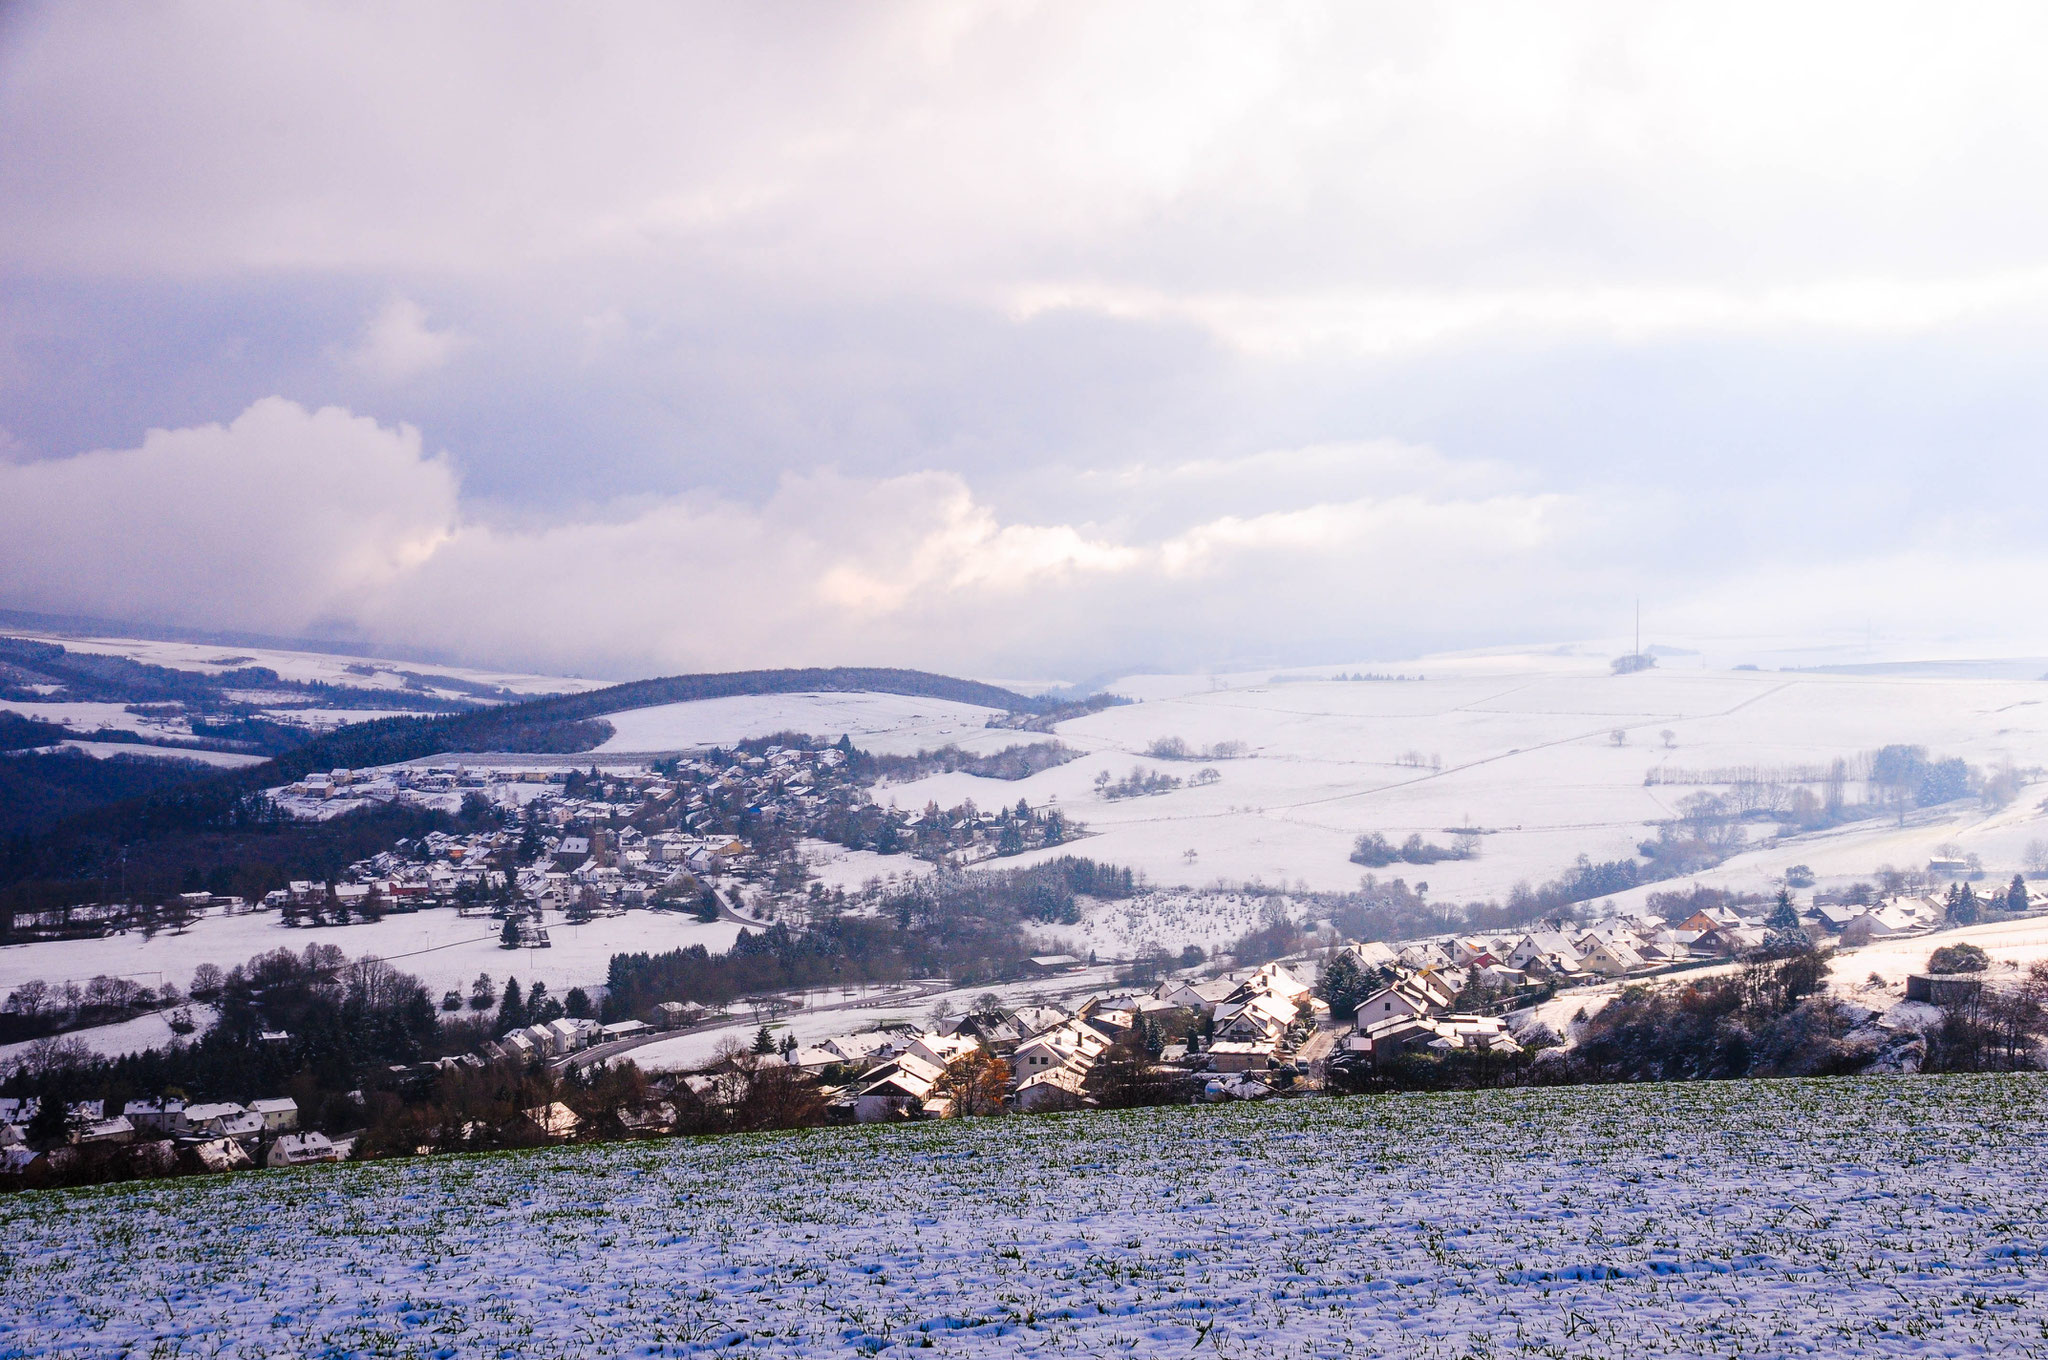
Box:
4;1075;2048;1358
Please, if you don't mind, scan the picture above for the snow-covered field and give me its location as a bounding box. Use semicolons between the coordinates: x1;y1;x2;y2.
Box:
1022;889;1304;960
853;654;2048;898
0;700;191;740
592;692;1007;755
28;739;268;767
5;1075;2044;1357
0;907;743;1050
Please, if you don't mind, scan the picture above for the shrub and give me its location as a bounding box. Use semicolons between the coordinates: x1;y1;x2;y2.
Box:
1927;943;1990;974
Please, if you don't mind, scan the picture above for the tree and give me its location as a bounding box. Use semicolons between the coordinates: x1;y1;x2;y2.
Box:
933;1051;1011;1116
470;973;495;1011
189;963;225;999
26;1095;81;1150
2007;874;2029;914
564;987;591;1019
1083;1033;1183;1108
1949;883;1982;926
1315;949;1376;1021
751;1025;775;1055
779;1032;798;1059
500;917;520;949
6;978;51;1022
497;977;528;1034
1767;889;1801;932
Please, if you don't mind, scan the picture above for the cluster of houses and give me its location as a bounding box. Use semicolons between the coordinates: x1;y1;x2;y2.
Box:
0;1094;342;1178
743;962;1338;1120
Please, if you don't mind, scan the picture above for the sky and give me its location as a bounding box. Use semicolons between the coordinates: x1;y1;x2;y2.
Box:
5;2;2048;682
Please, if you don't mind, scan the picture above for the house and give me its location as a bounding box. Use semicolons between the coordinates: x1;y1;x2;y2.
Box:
123;1098;186;1134
249;1098;299;1133
1691;923;1768;956
546;1018;596;1053
1807;902;1860;931
75;1115;136;1145
599;1020;652;1041
902;1031;981;1069
1353;980;1440;1028
266;1132;342;1167
190;1137;253;1173
851;1052;948;1122
1353;1013;1519;1062
182;1102;248;1138
1237;962;1313;1006
1339;940;1400;973
1206;1038;1278;1073
522;1103;583;1140
1578;938;1647;976
1012;1063;1090;1111
1154;978;1237;1014
616;1102;677;1137
1507;932;1583;974
656;1001;708;1029
1213;991;1299;1043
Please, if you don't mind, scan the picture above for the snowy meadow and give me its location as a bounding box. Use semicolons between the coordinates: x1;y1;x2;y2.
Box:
4;1074;2046;1358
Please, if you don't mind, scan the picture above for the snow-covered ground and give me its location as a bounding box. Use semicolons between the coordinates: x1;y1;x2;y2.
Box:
19;630;609;696
796;838;937;892
856;654;2048;898
5;1075;2044;1357
0;907;744;1034
27;739;269;767
591;691;1008;755
0;699;191;739
0;1004;217;1068
1021;889;1303;960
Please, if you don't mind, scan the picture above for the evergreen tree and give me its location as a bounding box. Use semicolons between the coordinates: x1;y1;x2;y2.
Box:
779;1032;798;1058
2007;874;2029;914
565;987;591;1019
1316;950;1376;1021
1767;889;1801;932
752;1024;775;1054
497;977;527;1034
500;917;520;949
1952;883;1981;925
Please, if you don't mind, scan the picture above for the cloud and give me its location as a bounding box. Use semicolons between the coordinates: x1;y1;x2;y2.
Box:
344;298;467;382
0;399;457;636
0;400;1601;676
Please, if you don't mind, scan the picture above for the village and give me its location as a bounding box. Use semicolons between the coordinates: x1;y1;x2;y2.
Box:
13;844;2038;1191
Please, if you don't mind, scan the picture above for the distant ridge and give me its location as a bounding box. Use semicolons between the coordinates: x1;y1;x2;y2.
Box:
263;666;1037;780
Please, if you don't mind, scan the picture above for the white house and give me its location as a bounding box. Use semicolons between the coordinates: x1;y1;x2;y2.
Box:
249;1098;299;1133
267;1132;342;1167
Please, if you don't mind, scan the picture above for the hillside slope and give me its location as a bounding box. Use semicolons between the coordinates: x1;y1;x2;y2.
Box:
3;1075;2043;1357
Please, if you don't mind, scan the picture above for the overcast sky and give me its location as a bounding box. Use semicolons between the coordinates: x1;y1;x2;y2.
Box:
5;3;2048;680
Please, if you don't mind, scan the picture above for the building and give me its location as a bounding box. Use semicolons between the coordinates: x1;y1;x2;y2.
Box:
267;1132;342;1167
250;1098;299;1133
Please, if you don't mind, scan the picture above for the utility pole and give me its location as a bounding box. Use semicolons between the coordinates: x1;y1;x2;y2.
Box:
1634;597;1640;658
